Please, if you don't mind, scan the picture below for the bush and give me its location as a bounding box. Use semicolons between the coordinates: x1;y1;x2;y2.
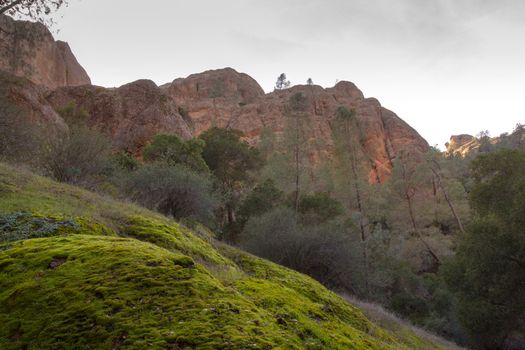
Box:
143;134;209;173
240;207;358;290
43;104;113;185
123;164;218;225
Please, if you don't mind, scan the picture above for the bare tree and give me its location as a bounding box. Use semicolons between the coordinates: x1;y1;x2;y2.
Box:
392;149;441;267
0;0;68;27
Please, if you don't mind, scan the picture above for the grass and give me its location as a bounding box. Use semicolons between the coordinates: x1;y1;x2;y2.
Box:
0;163;449;349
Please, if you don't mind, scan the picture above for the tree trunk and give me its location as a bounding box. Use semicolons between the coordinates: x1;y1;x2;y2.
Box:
347;123;369;296
402;163;441;266
430;163;465;234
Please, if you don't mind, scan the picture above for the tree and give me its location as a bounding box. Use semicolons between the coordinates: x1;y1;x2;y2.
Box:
0;0;68;27
298;192;344;225
331;105;372;293
425;148;466;233
391;149;441;269
306;78;313;85
123;164;218;225
142;134;209;173
199;127;263;236
444;149;525;349
237;179;284;224
286;92;310;216
275;73;290;90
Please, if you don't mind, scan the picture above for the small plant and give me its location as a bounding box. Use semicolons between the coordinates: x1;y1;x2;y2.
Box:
0;212;79;243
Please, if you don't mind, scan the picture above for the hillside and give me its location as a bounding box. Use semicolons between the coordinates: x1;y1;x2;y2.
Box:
0;163;455;349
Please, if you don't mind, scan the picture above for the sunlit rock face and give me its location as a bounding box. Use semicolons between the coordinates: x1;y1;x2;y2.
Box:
0;15;90;89
0;15;428;181
163;68;429;182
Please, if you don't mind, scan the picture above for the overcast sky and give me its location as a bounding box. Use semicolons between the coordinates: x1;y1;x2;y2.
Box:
52;0;525;147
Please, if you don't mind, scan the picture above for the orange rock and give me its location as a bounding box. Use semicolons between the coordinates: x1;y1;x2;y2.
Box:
0;15;90;88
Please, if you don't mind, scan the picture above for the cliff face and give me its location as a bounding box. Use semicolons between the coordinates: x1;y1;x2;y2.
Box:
0;16;428;181
163;68;429;182
47;80;193;153
0;15;90;88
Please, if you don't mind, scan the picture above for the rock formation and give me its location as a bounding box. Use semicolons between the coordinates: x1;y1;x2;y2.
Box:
0;16;428;181
445;134;479;157
163;68;429;182
0;70;67;137
47;80;193;153
0;15;90;88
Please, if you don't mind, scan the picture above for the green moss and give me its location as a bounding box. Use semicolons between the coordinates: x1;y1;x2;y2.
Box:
0;235;294;349
0;163;447;349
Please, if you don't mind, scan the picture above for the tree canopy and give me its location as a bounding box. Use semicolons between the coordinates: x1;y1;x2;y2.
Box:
444;149;525;349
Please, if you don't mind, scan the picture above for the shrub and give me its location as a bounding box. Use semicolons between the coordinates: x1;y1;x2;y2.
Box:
0;212;79;244
43;104;113;185
122;164;218;225
240;207;358;291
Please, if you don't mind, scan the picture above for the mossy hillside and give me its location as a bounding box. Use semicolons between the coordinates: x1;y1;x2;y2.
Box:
0;163;443;349
0;235;293;349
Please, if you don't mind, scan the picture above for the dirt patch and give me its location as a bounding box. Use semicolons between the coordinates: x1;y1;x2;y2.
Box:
48;256;67;269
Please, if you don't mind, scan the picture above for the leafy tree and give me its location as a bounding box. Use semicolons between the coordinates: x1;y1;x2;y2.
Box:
123;164;218;225
306;78;313;85
444;149;525;349
199;127;263;235
0;0;68;27
275;73;290;90
298;192;344;225
143;134;209;173
237;179;284;224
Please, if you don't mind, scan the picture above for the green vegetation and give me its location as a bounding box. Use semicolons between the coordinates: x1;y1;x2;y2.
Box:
444;149;525;349
143;134;209;173
0;162;445;349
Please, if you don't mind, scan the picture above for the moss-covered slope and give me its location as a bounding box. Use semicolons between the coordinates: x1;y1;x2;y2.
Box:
0;164;441;349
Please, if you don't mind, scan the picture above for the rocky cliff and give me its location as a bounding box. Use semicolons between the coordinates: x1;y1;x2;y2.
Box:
163;68;428;182
47;68;428;182
0;16;428;181
0;15;90;88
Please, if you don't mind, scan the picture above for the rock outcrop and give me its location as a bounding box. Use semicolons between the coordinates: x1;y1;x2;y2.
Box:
47;80;193;153
445;134;479;157
0;15;90;88
0;70;67;138
163;68;429;182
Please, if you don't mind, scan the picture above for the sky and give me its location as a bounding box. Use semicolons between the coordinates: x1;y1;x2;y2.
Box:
50;0;525;148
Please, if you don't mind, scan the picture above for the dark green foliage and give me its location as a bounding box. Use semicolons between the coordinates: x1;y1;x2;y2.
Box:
238;179;284;223
444;149;525;349
123;164;218;225
241;207;357;291
142;134;209;173
199;127;264;236
298;192;344;224
0;212;79;243
199;127;263;185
